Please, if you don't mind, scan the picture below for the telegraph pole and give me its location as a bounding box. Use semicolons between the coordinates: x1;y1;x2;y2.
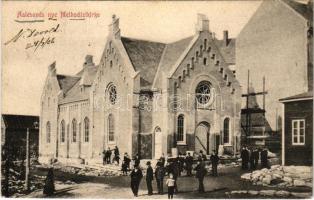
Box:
25;128;30;192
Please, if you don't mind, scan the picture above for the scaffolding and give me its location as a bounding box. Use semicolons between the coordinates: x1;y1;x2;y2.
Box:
241;70;268;145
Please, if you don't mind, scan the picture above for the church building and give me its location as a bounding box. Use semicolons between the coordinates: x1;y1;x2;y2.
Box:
39;14;242;164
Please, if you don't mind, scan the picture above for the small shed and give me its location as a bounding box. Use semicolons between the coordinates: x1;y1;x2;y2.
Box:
279;91;313;166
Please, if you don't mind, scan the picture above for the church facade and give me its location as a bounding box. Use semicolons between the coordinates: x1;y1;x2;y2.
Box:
39;14;242;164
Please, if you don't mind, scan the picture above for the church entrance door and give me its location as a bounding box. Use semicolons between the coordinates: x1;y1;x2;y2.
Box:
154;127;162;159
195;122;211;155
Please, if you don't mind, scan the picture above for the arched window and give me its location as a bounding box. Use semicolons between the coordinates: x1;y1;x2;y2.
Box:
110;60;113;68
223;118;230;144
46;122;51;143
177;115;184;142
72;119;77;142
60;120;65;143
108;114;114;142
203;58;207;65
107;83;117;105
84;117;89;142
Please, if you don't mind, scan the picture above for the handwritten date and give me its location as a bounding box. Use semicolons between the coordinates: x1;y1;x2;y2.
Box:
4;24;59;52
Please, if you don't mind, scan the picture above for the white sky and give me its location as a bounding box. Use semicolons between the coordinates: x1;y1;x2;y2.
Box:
1;1;262;116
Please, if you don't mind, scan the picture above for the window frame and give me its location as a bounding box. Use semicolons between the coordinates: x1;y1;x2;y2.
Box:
84;117;89;143
223;117;231;146
176;114;186;145
46;121;51;143
60;120;65;143
292;119;305;146
108;114;115;144
72;119;77;143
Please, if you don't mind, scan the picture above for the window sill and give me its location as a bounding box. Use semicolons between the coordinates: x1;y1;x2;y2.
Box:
223;143;232;147
292;143;305;146
108;141;116;145
177;142;187;145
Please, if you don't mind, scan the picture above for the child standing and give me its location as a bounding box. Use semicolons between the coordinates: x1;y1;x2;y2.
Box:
166;173;175;199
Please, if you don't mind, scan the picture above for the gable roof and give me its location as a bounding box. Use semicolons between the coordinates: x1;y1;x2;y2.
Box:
158;36;195;74
214;38;236;64
56;75;81;94
279;90;313;102
2;114;39;130
282;0;313;21
58;66;98;104
121;37;166;88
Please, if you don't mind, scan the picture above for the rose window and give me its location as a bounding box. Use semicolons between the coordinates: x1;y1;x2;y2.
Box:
196;81;212;105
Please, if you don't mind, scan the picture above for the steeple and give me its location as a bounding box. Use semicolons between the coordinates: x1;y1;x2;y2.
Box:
109;14;121;39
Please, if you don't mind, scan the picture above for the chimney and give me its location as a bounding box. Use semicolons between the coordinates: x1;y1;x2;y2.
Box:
109;14;121;39
223;30;229;46
195;14;209;33
84;55;94;67
48;61;56;76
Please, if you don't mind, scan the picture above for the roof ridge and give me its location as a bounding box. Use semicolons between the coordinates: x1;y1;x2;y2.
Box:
121;36;166;45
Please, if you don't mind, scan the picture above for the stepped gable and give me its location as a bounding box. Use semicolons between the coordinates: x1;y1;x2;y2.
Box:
121;37;166;88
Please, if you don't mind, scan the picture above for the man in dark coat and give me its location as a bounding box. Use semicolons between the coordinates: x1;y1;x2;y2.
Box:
160;153;166;167
155;162;165;194
194;160;207;193
123;152;131;171
43;168;55;196
134;154;140;167
171;159;180;193
114;146;120;164
210;150;219;176
146;161;154;195
185;153;193;176
130;165;143;197
241;146;249;170
261;148;269;169
249;147;255;170
106;147;112;164
252;148;259;170
102;149;107;165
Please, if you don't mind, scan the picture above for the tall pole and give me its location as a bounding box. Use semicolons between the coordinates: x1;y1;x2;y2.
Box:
25;128;30;192
246;70;250;144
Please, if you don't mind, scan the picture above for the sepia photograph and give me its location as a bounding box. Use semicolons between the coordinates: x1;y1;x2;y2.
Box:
1;0;313;198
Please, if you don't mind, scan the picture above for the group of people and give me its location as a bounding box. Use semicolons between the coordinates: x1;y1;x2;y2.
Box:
241;146;269;170
129;150;220;198
102;146;120;165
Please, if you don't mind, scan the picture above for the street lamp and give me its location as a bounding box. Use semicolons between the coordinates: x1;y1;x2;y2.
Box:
25;121;39;192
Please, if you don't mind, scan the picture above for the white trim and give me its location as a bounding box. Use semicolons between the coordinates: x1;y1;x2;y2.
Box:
279;97;313;103
291;119;305;145
282;103;285;165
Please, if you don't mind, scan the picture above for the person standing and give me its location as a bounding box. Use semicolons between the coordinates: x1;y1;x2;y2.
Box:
134;154;140;167
194;160;207;193
114;146;120;164
160;153;166;167
241;146;249;170
102;149;107;165
210;150;219;176
146;161;154;196
106;147;112;164
124;152;131;170
198;150;206;161
166;173;175;199
172;159;179;193
185;153;193;176
261;147;269;169
130;165;143;197
249;147;255;170
155;162;165;194
253;148;259;170
43;168;55;196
